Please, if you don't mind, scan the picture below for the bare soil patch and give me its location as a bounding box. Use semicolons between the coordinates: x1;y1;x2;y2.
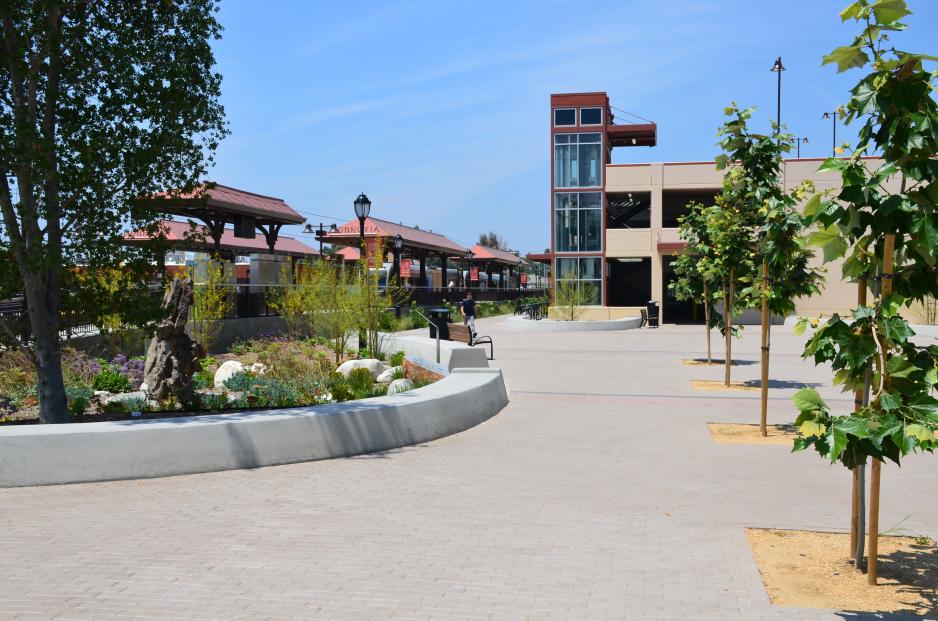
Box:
690;379;759;392
747;528;938;615
707;423;796;445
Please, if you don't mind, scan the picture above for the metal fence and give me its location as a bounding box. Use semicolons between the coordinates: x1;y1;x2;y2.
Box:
0;286;547;344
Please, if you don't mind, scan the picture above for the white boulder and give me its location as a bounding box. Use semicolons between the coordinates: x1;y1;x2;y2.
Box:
375;366;402;383
214;360;245;389
386;379;415;395
336;358;387;379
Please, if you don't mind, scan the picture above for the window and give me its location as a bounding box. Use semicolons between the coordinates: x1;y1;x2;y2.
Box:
554;256;602;305
580;107;602;126
554;192;602;252
553;108;576;126
554;133;602;188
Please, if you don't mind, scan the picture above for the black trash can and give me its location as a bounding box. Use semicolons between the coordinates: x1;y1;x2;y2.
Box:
646;300;660;328
428;307;451;340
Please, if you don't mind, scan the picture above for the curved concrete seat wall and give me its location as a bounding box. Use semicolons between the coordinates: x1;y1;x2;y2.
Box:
381;334;489;372
504;316;642;332
0;368;508;488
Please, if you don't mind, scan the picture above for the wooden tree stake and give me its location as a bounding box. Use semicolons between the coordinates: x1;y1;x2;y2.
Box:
868;233;895;585
851;277;867;560
704;281;712;364
724;272;734;386
760;260;769;436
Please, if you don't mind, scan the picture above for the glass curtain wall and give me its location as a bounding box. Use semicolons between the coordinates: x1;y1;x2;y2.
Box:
554;133;602;188
554;192;602;252
555;256;602;305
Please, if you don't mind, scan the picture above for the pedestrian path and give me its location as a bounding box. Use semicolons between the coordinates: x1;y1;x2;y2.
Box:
0;319;934;620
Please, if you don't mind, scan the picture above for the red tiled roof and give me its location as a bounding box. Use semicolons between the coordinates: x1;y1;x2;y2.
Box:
334;247;360;261
323;217;468;255
470;244;522;265
147;182;305;225
123;219;319;257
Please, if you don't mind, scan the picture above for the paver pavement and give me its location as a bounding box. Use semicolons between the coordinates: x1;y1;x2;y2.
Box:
1;318;936;620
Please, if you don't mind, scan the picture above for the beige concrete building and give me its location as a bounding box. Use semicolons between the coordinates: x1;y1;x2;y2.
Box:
549;91;897;323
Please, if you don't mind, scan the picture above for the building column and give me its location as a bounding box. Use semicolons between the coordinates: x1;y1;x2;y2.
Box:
650;164;665;321
440;253;448;289
419;251;427;288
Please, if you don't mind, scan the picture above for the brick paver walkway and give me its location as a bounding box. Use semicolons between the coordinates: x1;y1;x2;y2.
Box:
1;319;935;620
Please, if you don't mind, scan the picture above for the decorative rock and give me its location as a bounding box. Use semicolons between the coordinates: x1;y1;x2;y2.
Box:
386;379;415;395
143;278;202;405
105;391;147;405
93;391;110;399
214;360;245;389
336;359;387;379
248;362;268;375
376;366;402;383
139;382;148;392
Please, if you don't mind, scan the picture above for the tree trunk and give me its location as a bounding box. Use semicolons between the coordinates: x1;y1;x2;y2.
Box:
24;275;68;424
704;281;712;365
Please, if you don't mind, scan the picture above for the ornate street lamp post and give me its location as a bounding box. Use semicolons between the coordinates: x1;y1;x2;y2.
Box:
465;248;474;292
794;136;808;158
392;233;403;280
353;193;371;254
770;57;785;142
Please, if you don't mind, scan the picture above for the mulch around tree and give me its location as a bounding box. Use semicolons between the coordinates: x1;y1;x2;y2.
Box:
707;423;797;445
690;379;759;392
747;528;937;615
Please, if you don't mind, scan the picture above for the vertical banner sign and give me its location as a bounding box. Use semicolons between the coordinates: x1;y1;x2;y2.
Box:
470;266;480;282
401;259;411;278
520;273;528;285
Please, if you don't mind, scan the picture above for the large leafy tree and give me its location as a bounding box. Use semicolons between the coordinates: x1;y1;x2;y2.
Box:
792;0;937;584
0;1;227;423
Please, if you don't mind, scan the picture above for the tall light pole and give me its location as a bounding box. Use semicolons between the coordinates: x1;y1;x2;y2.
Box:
822;111;838;156
770;57;785;141
392;233;403;280
794;136;808;158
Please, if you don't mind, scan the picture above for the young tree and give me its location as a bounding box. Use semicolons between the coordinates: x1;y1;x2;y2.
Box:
188;258;230;354
554;280;593;321
670;201;722;364
793;0;938;584
717;104;823;433
0;1;227;423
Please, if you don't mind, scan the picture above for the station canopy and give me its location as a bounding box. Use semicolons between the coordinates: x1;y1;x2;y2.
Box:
124;219;319;259
470;245;522;266
320;217;468;257
135;182;305;253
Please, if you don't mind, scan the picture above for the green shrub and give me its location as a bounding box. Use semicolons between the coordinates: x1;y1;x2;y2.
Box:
222;371;256;392
347;368;374;398
65;385;93;416
409;302;429;328
389;351;405;367
122;397;148;413
92;368;133;393
200;392;229;410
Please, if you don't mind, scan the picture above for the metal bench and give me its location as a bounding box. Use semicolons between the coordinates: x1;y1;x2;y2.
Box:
447;322;494;360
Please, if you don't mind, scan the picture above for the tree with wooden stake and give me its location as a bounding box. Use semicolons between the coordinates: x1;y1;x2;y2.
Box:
0;1;227;423
670;202;722;365
791;0;938;585
716;106;822;435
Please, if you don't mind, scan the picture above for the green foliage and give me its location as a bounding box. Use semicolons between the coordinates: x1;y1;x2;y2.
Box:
189;260;232;353
409;301;429;328
65;385;93;416
389;351;406;367
121;397;149;413
92;368;133;393
793;0;938;469
554;280;594;321
200;392;229;410
347;368;374;397
222;370;256;392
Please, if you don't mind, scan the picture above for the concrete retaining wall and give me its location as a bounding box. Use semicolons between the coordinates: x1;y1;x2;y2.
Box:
0;368;508;488
504;316;642;332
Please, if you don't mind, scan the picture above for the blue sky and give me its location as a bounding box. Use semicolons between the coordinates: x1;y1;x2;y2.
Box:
210;1;937;254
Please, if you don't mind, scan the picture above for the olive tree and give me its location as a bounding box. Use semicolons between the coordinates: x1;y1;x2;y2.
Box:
0;1;227;422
